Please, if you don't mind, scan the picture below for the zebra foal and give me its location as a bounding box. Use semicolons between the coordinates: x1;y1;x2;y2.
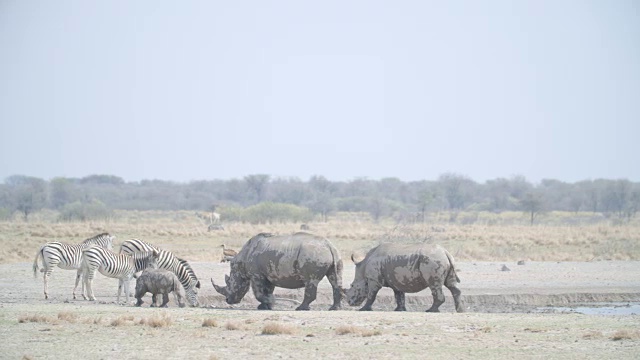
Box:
32;232;114;299
120;238;201;306
81;246;160;303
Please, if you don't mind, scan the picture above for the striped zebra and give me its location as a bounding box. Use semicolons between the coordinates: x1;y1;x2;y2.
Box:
119;238;201;306
81;246;160;303
32;232;115;300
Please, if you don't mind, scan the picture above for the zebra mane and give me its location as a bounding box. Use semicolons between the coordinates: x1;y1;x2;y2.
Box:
176;257;200;288
81;233;113;244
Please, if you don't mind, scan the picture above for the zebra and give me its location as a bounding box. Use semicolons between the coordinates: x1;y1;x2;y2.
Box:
32;232;115;300
119;238;201;306
81;246;160;303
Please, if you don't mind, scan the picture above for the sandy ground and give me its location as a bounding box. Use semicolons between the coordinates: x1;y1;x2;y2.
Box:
1;261;639;359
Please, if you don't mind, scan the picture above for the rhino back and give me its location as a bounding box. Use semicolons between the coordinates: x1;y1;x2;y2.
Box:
363;243;451;293
139;269;177;293
241;233;337;288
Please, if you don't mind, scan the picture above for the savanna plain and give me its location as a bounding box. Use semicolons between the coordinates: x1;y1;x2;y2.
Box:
1;211;640;359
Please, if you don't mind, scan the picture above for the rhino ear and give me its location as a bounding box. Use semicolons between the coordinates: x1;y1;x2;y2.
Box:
351;253;365;265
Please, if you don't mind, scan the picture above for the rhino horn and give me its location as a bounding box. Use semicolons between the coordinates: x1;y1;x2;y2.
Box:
211;278;227;296
351;253;365;265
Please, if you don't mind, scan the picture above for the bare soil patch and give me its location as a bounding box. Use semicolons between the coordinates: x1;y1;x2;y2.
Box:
2;260;639;359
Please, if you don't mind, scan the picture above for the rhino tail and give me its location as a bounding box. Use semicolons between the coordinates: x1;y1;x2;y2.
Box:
444;250;460;285
327;243;343;285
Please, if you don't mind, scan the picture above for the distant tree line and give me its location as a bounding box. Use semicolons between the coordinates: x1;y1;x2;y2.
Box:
0;173;638;224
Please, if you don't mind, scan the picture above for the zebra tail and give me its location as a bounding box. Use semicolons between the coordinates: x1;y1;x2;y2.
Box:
33;247;43;278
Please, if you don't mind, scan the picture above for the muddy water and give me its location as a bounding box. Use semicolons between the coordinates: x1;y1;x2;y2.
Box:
537;303;640;315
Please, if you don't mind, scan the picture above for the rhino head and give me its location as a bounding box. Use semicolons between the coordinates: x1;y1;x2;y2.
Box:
211;262;250;305
344;253;368;306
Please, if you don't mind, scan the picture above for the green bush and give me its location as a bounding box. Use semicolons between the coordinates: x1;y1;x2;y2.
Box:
59;200;113;222
242;202;313;224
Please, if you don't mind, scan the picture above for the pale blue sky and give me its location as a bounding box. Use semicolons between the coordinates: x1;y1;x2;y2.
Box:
1;1;638;183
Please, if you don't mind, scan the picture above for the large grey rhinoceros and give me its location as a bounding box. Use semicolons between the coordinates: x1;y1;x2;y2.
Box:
211;232;343;310
344;243;463;312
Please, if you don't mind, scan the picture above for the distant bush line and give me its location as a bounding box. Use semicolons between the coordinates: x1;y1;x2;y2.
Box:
0;173;638;224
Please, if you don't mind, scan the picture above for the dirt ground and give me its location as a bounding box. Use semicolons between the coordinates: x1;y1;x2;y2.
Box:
1;260;639;359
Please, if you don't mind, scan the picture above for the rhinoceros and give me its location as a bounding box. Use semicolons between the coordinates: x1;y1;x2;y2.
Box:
211;232;343;310
135;268;186;308
344;243;463;312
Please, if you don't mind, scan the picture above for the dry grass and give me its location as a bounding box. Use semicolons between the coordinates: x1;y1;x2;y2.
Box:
360;329;383;337
583;331;603;340
57;311;78;323
3;210;640;264
335;325;381;337
335;325;359;335
224;321;242;331
18;314;56;324
143;313;173;328
611;329;640;341
202;318;218;327
261;322;296;335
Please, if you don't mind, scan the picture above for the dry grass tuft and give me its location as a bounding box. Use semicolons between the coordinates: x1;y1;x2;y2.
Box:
335;325;360;335
224;321;242;331
18;314;56;324
144;313;173;328
361;329;383;337
583;331;603;339
110;316;129;327
611;329;640;341
336;325;381;337
261;322;296;335
202;318;218;327
57;311;78;323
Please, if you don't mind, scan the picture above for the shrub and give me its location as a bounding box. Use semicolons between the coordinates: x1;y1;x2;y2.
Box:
261;322;295;335
202;318;218;327
59;200;112;222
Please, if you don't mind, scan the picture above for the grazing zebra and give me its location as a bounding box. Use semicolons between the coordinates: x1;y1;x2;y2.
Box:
119;239;201;306
32;232;115;300
81;247;160;303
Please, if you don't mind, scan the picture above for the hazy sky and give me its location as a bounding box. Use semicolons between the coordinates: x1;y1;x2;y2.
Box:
1;1;638;184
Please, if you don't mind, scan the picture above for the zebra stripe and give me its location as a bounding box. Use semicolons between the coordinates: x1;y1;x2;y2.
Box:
32;233;114;300
81;246;159;303
119;239;200;306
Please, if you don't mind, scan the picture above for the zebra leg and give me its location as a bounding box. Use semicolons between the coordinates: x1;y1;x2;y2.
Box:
117;279;123;303
42;262;57;300
42;269;52;300
83;270;96;301
73;269;82;300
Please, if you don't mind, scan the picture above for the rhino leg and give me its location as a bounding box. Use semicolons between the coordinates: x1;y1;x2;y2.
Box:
134;285;145;307
326;269;342;311
161;293;170;308
393;289;406;311
446;283;464;313
251;278;275;310
297;279;320;311
151;294;158;307
359;282;382;311
426;284;445;312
